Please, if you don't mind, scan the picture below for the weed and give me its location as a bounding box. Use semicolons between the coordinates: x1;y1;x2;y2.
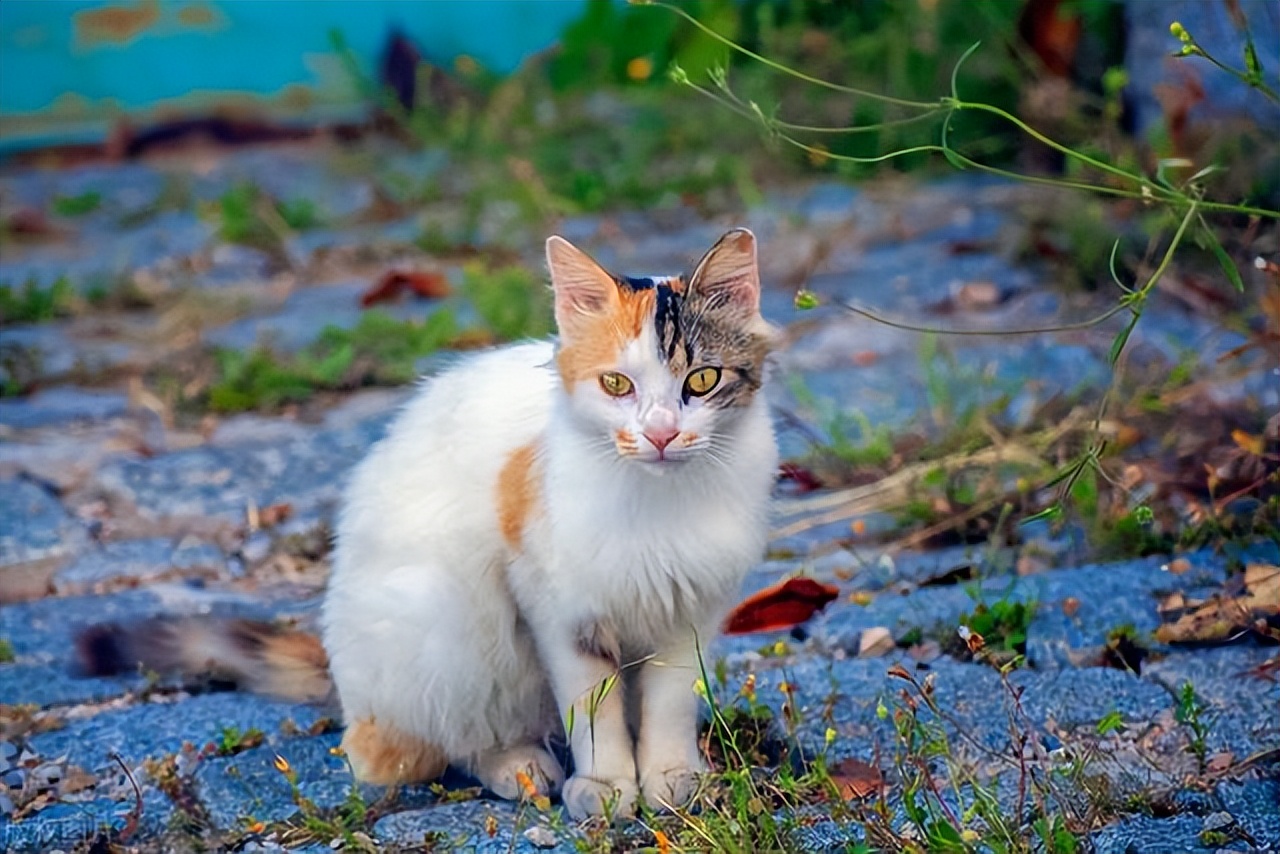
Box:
216;725;266;756
205;308;459;412
460;262;553;341
1173;681;1211;773
957;595;1034;664
209;183;322;254
0;638;13;663
0;276;74;325
51;191;102;217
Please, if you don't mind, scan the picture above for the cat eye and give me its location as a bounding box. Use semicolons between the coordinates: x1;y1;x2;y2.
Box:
684;366;721;397
599;371;634;397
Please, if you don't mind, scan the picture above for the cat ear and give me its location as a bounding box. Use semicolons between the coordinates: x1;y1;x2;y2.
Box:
688;228;760;315
546;236;619;328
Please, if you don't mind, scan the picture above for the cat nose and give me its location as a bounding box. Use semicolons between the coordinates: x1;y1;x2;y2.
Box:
644;427;679;452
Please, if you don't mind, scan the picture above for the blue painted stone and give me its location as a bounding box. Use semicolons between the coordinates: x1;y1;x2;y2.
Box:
374;800;582;853
54;536;226;592
27;691;328;775
0;387;129;430
0;789;173;854
0;478;87;569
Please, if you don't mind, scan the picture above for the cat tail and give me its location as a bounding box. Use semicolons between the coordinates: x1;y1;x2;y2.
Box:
74;617;332;704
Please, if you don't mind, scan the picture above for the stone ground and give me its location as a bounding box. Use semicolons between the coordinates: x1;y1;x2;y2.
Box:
1;141;1277;852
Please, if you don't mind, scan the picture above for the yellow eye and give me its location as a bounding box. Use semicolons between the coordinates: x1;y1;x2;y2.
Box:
684;366;721;397
599;372;634;397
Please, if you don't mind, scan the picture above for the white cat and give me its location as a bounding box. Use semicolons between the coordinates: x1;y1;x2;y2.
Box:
322;229;779;818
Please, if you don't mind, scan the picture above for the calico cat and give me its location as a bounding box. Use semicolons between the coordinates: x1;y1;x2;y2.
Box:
324;229;778;818
77;229;778;820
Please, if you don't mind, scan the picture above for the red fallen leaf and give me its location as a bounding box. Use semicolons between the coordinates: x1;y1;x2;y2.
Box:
778;462;823;493
723;577;839;635
829;757;884;800
360;269;451;307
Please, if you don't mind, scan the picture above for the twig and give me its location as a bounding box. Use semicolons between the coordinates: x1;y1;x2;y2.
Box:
111;751;143;843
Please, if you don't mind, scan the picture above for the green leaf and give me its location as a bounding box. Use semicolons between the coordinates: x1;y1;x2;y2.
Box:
1198;218;1244;292
1109;310;1141;365
793;290;820;310
1020;504;1063;526
1243;39;1262;80
1096;708;1125;735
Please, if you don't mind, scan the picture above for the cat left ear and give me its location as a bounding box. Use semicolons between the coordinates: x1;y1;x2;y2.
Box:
546;236;619;329
688;228;761;315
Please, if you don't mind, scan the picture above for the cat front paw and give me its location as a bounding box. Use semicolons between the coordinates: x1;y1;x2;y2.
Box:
561;774;639;820
640;763;705;811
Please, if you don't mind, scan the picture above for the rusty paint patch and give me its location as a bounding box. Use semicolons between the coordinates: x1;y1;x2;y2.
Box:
75;0;161;46
175;2;224;28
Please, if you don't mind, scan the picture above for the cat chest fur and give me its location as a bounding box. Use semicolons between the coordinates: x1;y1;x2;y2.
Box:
498;410;774;648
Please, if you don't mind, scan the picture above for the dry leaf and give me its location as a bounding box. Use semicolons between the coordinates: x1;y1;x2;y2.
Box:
1166;558;1192;575
1206;751;1235;774
259;502;293;527
858;627;895;658
723;577;840;635
829;757;884;801
360;269;451;307
1061;596;1081;617
1156;564;1280;645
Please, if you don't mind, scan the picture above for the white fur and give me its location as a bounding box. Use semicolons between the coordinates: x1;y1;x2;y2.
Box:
324;296;776;820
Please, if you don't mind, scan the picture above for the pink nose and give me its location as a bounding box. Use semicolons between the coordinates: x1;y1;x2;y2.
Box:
644;428;679;452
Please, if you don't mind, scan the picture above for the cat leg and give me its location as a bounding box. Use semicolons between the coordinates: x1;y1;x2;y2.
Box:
539;622;639;820
341;717;448;786
470;744;564;801
635;629;708;811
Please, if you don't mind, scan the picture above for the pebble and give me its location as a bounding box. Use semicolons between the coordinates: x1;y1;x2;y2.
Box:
523;826;559;849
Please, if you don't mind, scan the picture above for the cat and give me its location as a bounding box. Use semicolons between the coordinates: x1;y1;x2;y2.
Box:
324;228;778;818
76;228;778;820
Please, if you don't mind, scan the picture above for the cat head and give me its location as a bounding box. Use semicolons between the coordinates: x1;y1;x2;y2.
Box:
547;228;776;467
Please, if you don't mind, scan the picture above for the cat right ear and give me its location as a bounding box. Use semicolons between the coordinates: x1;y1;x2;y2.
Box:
546;236;619;329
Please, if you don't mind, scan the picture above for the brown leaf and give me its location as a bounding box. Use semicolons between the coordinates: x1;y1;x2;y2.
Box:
1155;565;1279;645
829;758;884;801
778;462;823;494
723;577;840;635
58;764;99;795
1166;558;1192;575
1206;751;1235;774
1061;596;1081;618
259;502;293;527
360;269;451;307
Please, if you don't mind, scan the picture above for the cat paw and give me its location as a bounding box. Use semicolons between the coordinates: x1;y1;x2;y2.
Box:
561;774;639;820
640;764;704;811
474;745;564;801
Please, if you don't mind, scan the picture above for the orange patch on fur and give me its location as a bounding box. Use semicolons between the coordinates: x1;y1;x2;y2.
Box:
341;717;447;786
556;287;654;388
497;443;541;549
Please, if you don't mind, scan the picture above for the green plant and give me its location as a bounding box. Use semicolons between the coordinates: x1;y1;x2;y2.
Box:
0;276;74;325
959;595;1034;663
0;638;14;663
1174;681;1211;773
650;0;1279;537
216;726;265;756
51;191;102;217
205;309;459;412
460;263;553;341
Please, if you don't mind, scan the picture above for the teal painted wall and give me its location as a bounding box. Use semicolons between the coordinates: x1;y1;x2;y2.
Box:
0;0;587;150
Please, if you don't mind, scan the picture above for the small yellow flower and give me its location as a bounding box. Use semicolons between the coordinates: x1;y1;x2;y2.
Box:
693;677;708;699
807;144;830;168
824;727;837;747
328;746;346;757
654;829;672;853
626;56;654;82
272;754;291;774
246;820;265;834
962;828;981;843
455;54;480;76
876;700;889;720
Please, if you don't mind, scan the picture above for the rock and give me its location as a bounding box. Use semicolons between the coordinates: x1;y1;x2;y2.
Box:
856;627;894;658
523;826;558;848
0;479;88;574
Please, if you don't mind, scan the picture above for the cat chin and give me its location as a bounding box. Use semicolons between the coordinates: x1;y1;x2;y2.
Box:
629;454;691;473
